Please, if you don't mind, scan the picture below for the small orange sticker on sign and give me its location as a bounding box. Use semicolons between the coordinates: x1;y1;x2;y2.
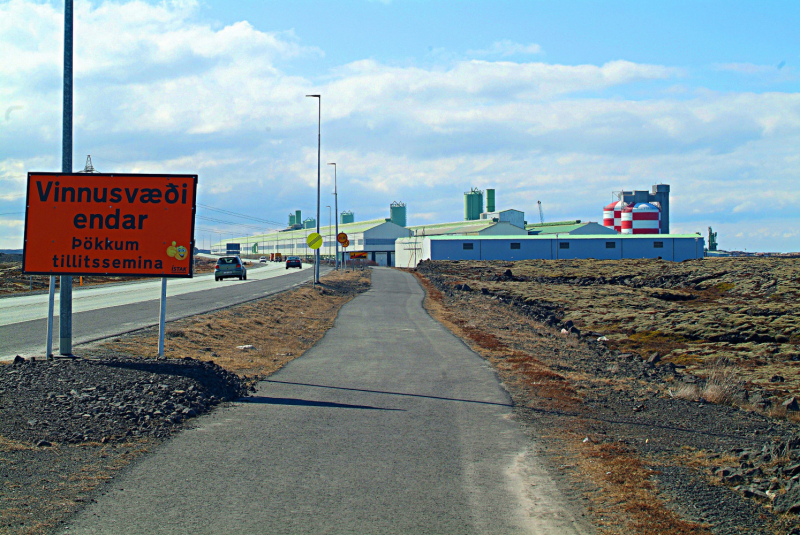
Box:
23;173;198;278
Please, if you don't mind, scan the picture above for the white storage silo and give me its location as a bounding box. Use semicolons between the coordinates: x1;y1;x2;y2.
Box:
621;203;660;234
605;200;626;233
603;201;616;230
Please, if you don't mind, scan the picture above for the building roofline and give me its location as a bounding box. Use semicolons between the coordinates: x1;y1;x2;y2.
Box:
525;220;582;229
211;218;402;246
398;234;703;241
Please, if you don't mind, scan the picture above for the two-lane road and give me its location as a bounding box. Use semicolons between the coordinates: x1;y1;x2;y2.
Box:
0;262;321;360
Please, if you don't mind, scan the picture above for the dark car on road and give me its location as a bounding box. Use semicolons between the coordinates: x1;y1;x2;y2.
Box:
285;256;302;269
215;256;247;281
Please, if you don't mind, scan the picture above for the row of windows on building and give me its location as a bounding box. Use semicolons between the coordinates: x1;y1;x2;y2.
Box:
463;241;666;250
214;238;396;251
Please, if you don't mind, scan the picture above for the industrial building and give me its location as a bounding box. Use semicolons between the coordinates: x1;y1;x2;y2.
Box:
408;220;528;237
395;234;706;268
212;202;410;266
211;218;410;266
526;220;617;236
210;182;699;268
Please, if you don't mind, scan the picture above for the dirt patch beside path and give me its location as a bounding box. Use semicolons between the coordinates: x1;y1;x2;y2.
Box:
85;268;371;376
412;262;800;535
0;268;370;535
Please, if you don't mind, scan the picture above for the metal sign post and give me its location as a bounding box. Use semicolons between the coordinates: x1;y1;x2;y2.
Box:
158;278;167;358
46;277;55;359
307;232;323;287
337;232;348;274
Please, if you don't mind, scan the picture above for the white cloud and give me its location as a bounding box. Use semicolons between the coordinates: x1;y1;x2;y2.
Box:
469;40;543;57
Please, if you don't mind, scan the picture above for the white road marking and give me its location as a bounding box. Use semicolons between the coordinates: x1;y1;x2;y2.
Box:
0;263;309;327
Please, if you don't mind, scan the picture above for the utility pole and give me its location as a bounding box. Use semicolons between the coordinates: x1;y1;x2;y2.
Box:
326;205;332;261
306;94;321;283
59;0;74;356
328;162;338;270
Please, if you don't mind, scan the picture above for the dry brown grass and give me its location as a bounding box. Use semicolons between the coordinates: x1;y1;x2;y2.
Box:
675;446;738;472
700;358;744;404
668;383;701;401
0;440;156;535
91;269;371;377
0;435;35;452
574;440;711;535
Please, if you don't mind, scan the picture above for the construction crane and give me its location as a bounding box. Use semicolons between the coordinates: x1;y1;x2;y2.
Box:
537;200;544;224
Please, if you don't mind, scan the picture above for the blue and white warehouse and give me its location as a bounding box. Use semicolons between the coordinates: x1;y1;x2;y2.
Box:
395;234;706;268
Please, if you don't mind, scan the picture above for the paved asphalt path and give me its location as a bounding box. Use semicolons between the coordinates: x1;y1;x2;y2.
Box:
60;268;592;534
0;264;325;360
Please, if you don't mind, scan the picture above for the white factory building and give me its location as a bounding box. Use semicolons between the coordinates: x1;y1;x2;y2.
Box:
209;183;705;267
211;219;410;267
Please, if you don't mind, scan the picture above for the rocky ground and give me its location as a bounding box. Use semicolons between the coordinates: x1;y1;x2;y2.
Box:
0;357;250;446
414;258;800;534
0;269;371;534
432;257;800;411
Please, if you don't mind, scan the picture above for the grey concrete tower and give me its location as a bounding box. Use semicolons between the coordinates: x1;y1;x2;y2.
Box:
651;184;670;234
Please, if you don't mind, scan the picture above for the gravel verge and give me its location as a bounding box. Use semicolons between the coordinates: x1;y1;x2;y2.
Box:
0;357;249;445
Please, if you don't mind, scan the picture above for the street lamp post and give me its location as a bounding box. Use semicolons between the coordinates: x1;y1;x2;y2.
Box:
326;205;331;261
327;162;338;270
306;94;321;283
58;0;75;356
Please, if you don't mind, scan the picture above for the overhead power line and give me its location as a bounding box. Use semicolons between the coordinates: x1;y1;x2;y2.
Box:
197;203;285;227
195;216;277;233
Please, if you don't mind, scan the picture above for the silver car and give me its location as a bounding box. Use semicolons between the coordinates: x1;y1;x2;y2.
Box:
215;256;247;281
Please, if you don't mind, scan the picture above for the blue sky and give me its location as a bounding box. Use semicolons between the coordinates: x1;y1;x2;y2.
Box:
1;0;799;251
219;1;798;72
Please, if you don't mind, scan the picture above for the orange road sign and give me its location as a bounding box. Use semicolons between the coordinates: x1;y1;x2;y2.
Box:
337;232;348;244
342;239;350;248
349;251;368;259
23;173;198;278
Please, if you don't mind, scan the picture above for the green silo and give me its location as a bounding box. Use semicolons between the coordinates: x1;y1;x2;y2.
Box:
303;217;316;229
390;201;407;227
289;213;296;226
295;210;302;226
340;211;354;224
486;189;496;212
464;188;483;221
